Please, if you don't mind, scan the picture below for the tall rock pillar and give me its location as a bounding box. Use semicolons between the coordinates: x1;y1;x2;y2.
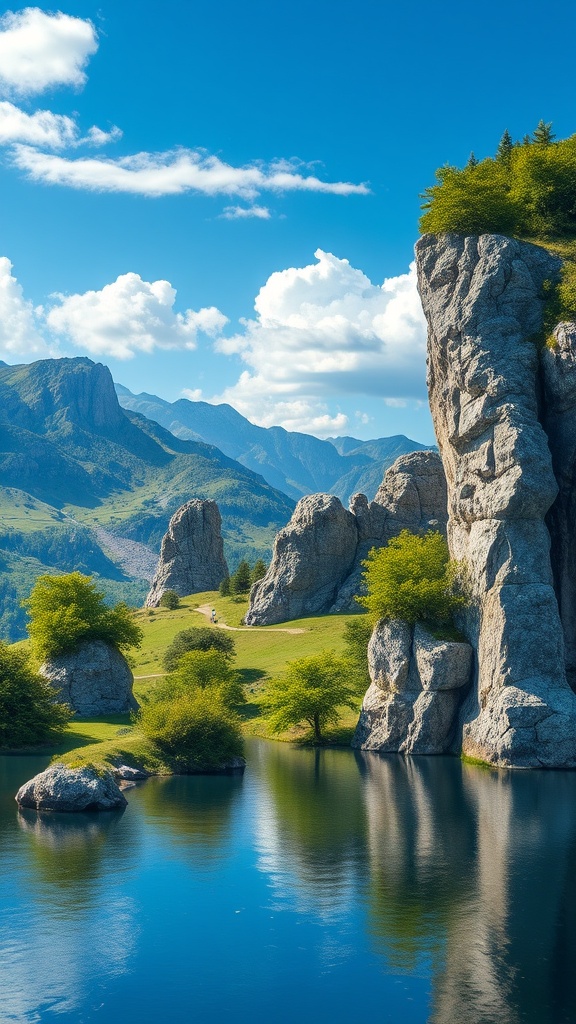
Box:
416;233;576;767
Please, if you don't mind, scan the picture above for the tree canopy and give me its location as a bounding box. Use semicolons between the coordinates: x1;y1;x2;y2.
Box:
260;651;358;742
358;530;464;627
159;649;245;709
162;627;235;672
138;689;243;772
24;572;143;660
0;642;71;748
420;123;576;242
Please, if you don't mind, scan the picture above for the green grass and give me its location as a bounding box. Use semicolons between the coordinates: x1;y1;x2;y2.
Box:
50;591;366;769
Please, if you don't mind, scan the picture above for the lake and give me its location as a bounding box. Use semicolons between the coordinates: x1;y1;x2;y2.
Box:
1;741;575;1024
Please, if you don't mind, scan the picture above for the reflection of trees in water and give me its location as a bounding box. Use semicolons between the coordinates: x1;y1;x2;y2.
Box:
253;742;367;915
358;754;476;971
135;773;243;866
359;751;576;1024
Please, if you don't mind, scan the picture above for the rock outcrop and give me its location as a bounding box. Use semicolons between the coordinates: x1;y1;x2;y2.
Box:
40;639;138;716
416;232;576;767
16;763;127;812
146;499;228;606
541;324;576;689
246;451;446;625
352;620;472;753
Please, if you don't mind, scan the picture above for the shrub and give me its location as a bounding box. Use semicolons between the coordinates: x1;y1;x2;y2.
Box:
159;650;245;709
162;627;236;672
260;651;358;742
358;530;465;627
0;642;71;748
159;590;180;610
138;690;243;772
24;572;143;660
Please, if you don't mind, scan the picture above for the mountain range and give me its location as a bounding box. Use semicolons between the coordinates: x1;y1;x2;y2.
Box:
115;385;430;504
0;356;429;640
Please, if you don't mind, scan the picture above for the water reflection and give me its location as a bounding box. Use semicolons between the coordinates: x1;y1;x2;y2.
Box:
134;773;243;866
1;747;576;1023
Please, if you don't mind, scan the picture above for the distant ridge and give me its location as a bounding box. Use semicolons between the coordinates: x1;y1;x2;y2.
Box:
115;384;432;504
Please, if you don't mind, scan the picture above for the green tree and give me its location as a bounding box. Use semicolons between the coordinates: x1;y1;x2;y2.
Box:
342;616;372;691
251;559;267;586
138;689;243;772
24;572;143;660
260;651;358;742
533;119;555;146
358;530;465;627
159;590;180;610
496;128;514;164
466;151;478;168
218;576;231;597
231;559;252;595
162;627;235;672
0;642;71;748
161;649;245;709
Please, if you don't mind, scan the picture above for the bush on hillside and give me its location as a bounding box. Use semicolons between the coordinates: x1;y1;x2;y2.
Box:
24;572;143;660
138;690;243;772
159;590;180;610
158;650;245;709
0;642;71;748
162;627;236;672
358;530;465;627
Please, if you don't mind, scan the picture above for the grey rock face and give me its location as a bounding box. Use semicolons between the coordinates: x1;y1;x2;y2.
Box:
245;494;358;625
246;451;447;625
40;640;138;716
146;499;228;606
416;233;576;767
16;763;127;812
541;324;576;689
352;619;472;753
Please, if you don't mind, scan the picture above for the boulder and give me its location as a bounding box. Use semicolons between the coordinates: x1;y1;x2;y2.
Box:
416;232;576;767
352;619;472;753
40;639;138;716
16;763;127;812
146;499;228;607
244;494;358;625
246;451;447;624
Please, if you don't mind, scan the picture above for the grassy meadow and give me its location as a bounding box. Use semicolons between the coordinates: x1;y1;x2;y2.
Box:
53;591;366;771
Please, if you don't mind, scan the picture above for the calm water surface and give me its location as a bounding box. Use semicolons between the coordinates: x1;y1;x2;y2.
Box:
1;741;575;1024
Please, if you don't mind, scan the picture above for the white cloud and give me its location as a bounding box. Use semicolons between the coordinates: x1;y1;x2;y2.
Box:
46;273;228;360
0;100;120;149
0;257;52;358
220;205;271;220
182;387;203;401
11;145;370;199
0;9;98;97
210;250;427;435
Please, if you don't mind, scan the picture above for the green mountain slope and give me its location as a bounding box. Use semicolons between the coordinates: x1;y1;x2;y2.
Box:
0;357;294;640
115;384;431;502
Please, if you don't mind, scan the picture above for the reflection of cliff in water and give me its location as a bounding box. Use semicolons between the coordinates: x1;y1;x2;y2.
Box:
359;752;576;1023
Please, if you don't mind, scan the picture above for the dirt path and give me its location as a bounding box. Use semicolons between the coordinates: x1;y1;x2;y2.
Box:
195;604;306;634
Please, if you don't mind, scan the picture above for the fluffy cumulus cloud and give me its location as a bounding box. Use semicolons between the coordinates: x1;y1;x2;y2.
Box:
11;146;369;199
0;257;52;358
211;250;427;434
46;273;229;359
220;205;271;220
0;100;121;149
0;9;98;97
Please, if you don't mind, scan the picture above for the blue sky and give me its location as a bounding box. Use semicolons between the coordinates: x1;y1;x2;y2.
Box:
0;0;575;444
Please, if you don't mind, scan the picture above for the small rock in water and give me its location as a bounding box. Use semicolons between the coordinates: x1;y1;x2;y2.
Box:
15;763;128;812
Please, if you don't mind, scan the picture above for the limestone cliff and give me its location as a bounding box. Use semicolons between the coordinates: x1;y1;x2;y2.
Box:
145;499;228;606
245;451;446;625
416;232;576;768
